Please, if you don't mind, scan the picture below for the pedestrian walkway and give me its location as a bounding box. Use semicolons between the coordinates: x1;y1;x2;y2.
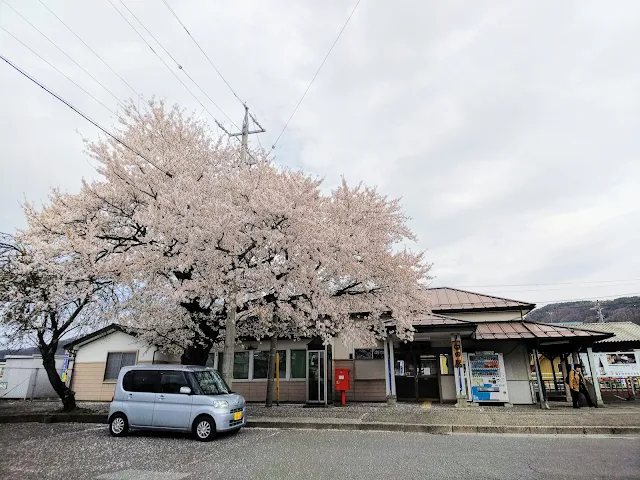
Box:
1;399;639;434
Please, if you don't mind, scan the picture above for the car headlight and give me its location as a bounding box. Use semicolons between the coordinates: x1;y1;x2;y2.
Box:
212;400;229;409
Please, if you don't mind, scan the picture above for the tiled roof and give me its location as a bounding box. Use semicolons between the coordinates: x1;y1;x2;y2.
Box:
411;313;471;326
383;312;470;328
428;287;535;312
557;322;640;343
474;321;612;341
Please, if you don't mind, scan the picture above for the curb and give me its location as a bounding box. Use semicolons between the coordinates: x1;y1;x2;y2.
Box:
245;421;640;436
1;415;639;435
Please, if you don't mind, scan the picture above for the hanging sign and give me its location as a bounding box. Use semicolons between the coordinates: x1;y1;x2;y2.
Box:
452;339;463;368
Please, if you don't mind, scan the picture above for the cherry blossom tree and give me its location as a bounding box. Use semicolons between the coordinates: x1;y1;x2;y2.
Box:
5;100;431;399
0;193;119;411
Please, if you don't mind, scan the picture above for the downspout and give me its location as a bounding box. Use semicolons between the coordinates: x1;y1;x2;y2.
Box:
66;350;76;390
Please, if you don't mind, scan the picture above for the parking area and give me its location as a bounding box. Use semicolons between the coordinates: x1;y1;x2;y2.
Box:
0;422;639;479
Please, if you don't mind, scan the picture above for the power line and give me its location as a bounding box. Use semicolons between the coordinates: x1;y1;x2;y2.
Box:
0;26;116;115
458;282;640;295
160;0;245;107
36;0;140;99
0;53;172;178
534;292;640;305
109;0;254;162
454;278;640;289
269;0;361;153
2;0;125;108
114;0;236;128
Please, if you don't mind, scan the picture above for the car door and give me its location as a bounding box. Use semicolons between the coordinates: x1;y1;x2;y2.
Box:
123;370;159;427
152;370;193;430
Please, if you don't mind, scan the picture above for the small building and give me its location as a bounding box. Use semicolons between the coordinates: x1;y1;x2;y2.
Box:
64;288;612;406
0;354;66;400
64;325;179;401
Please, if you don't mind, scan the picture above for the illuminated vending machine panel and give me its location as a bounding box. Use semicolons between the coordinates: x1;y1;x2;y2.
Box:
468;353;509;403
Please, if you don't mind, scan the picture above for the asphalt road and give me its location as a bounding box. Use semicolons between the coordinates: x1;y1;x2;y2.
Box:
0;423;638;480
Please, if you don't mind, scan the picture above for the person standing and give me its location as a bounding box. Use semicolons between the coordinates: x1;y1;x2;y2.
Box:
568;364;594;408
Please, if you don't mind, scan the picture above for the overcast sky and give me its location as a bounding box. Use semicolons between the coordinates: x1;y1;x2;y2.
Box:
1;0;639;307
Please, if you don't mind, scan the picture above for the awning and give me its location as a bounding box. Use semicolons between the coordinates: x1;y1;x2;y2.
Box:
474;321;613;343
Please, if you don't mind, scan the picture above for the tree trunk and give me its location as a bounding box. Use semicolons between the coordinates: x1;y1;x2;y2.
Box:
221;293;237;388
40;345;76;412
265;336;278;407
180;342;212;366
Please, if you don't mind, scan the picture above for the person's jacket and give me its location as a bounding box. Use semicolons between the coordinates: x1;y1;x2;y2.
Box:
568;370;582;392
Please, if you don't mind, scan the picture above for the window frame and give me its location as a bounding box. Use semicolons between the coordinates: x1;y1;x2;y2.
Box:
354;348;385;360
103;350;138;383
218;349;307;382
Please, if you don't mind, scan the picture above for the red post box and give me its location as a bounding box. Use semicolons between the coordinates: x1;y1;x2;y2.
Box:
335;368;350;406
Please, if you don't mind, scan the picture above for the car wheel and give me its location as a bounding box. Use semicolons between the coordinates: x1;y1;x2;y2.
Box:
109;413;129;437
193;415;215;442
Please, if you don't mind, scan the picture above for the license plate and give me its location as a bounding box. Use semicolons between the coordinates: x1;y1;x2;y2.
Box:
233;411;243;421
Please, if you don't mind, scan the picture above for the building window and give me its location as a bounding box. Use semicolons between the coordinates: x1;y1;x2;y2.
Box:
233;352;250;379
250;350;287;380
354;348;384;360
253;351;270;379
216;353;224;373
104;352;137;381
290;349;306;378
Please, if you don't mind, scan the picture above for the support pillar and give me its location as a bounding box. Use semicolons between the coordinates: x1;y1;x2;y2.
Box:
383;336;391;397
384;337;397;407
560;355;571;403
532;348;549;409
586;346;605;407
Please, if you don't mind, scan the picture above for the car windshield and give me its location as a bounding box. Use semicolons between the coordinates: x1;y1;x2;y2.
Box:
192;369;230;395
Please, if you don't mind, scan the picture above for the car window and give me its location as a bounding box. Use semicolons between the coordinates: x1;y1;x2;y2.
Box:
192;369;230;395
124;370;160;393
159;371;189;394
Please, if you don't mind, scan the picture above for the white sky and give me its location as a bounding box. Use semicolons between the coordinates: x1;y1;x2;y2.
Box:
1;0;639;307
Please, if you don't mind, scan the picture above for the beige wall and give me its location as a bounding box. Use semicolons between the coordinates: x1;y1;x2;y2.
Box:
333;359;386;402
233;380;306;403
332;336;383;361
72;362;117;401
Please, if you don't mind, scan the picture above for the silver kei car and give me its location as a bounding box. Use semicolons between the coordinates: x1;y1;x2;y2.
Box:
108;365;246;441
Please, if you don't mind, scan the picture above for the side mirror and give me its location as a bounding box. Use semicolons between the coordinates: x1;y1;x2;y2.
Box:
180;386;192;395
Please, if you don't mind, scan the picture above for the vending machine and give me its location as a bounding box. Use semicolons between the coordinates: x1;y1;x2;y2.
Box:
467;352;509;403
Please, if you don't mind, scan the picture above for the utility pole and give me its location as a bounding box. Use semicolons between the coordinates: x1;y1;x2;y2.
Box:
216;105;265;387
595;300;605;323
216;104;265;165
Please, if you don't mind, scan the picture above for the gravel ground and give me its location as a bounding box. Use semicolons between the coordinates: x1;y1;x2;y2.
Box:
0;399;110;415
0;422;638;479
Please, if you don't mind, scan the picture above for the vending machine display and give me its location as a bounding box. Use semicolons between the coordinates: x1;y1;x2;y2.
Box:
468;353;509;403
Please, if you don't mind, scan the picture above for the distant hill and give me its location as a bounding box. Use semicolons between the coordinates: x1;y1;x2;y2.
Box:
527;296;640;325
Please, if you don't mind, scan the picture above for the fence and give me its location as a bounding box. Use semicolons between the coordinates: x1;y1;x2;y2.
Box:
0;366;65;400
531;375;639;402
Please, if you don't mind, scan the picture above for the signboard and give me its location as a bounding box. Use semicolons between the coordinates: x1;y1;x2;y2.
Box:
451;339;463;368
580;351;640;378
